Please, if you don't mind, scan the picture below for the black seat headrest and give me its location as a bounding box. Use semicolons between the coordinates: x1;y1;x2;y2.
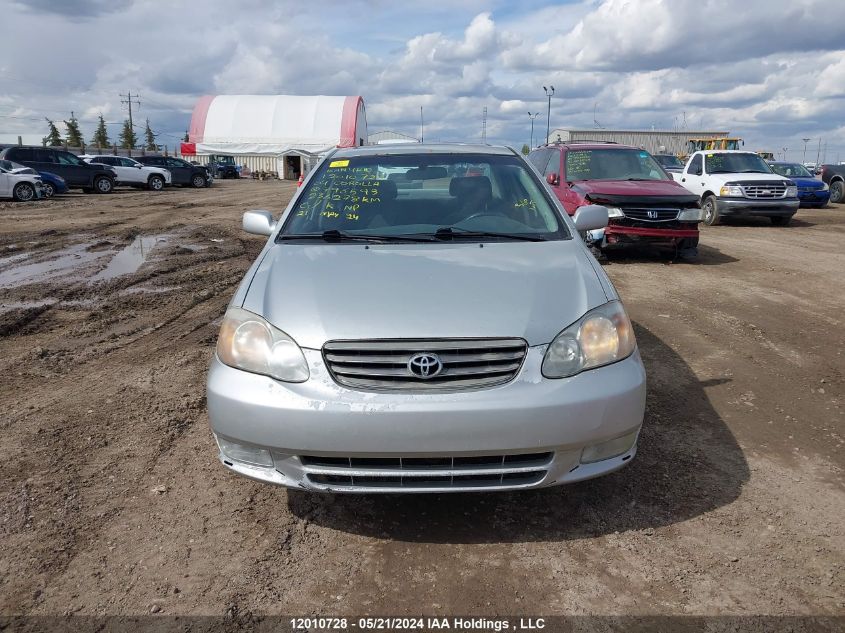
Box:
449;176;492;199
374;179;397;201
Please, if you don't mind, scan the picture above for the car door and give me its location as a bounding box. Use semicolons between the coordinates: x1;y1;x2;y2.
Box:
119;157;146;183
53;150;91;186
0;166;9;198
559;150;586;214
679;153;706;197
102;157;134;184
164;157;190;184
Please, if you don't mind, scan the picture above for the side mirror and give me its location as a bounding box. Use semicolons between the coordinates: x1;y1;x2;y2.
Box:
694;167;702;176
243;210;276;236
546;173;560;186
573;205;609;232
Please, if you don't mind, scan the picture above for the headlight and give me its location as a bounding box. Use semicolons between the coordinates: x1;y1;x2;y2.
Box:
786;185;797;197
822;182;829;191
542;300;636;379
606;206;624;218
678;208;704;222
719;185;744;197
216;306;309;382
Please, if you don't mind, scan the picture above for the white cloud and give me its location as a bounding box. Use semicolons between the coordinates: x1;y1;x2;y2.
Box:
0;0;843;158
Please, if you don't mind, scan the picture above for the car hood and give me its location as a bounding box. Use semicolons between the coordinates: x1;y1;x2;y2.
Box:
573;179;699;206
573;178;690;197
789;176;824;188
241;241;608;349
704;173;793;186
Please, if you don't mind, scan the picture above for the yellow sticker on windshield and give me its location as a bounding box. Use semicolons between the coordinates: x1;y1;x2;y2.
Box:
706;154;713;157
329;160;349;168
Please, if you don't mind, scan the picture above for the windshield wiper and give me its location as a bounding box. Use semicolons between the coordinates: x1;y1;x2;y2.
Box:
431;227;547;242
279;230;435;243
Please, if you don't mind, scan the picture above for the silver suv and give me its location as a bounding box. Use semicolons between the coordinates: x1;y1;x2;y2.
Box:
207;144;646;493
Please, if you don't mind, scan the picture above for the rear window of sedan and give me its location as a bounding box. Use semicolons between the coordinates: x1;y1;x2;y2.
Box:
281;153;568;241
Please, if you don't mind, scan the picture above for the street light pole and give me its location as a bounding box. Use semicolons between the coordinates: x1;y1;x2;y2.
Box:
543;86;555;144
802;138;810;164
528;111;540;149
782;147;788;160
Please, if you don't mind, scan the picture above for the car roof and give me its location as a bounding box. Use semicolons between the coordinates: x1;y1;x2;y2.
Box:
331;143;517;158
538;142;640;151
697;150;759;154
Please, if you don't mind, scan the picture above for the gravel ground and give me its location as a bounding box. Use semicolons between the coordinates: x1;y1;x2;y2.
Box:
0;180;842;621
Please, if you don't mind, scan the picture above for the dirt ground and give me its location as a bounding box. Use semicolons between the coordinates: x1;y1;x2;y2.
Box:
0;180;842;620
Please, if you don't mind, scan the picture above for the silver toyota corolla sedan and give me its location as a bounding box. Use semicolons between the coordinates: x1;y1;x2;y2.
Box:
207;144;646;493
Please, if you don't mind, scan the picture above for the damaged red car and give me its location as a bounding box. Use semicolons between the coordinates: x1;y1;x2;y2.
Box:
528;142;703;258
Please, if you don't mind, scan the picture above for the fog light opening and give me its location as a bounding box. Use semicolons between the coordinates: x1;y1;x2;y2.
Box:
580;429;639;464
217;437;274;468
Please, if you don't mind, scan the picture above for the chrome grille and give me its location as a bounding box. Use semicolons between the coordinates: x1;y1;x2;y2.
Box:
300;451;553;490
323;338;528;391
741;183;787;198
622;208;680;222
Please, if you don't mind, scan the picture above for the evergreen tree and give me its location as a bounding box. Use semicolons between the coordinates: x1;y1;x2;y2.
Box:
45;118;62;146
521;144;530;155
90;114;110;148
183;130;189;142
144;119;157;151
64;115;83;147
118;119;137;149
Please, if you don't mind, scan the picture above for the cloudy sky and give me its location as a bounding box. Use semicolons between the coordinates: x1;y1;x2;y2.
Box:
1;0;844;162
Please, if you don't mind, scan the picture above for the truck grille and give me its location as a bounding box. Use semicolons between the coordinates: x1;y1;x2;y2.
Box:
300;451;552;490
741;183;788;198
622;208;680;222
322;338;528;392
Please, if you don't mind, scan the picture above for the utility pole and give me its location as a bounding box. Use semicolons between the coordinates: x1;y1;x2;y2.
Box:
543;86;555;143
816;138;822;167
420;106;424;143
481;106;487;144
528;111;540;149
120;91;141;131
782;147;788;160
802;138;810;164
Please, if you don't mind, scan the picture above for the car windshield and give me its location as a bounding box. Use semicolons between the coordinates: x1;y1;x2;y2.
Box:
564;149;669;181
769;163;812;178
280;152;568;241
655;155;683;168
705;153;773;174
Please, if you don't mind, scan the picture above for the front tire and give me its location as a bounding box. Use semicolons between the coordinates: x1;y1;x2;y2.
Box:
770;215;792;226
42;182;55;198
147;174;165;191
701;195;721;226
94;176;114;194
12;182;35;202
191;174;207;188
830;180;844;204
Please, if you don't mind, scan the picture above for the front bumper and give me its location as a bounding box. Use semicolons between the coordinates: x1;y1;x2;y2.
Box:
716;197;800;217
207;347;647;493
798;189;830;207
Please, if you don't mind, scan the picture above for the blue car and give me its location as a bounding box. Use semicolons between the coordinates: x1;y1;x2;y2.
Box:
37;171;69;198
768;161;830;208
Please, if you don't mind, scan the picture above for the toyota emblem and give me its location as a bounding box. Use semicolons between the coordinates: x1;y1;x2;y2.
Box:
407;353;443;379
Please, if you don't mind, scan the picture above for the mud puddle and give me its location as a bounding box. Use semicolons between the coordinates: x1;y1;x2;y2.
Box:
0;242;110;288
90;234;170;283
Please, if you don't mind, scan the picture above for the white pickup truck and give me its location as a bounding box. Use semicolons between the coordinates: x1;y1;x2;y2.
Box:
672;150;799;226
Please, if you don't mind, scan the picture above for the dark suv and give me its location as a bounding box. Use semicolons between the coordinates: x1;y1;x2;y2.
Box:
528;142;702;258
134;156;211;187
0;146;116;193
